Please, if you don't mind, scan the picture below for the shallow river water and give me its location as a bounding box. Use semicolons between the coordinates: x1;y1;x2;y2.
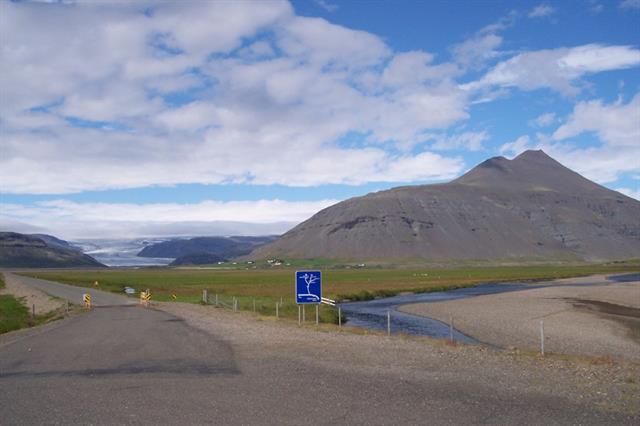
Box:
339;273;639;342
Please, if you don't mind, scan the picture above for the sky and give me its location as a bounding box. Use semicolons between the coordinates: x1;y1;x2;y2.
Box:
1;0;639;240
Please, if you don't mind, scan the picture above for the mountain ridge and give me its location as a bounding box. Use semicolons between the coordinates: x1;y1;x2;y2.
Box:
251;150;640;261
0;232;106;268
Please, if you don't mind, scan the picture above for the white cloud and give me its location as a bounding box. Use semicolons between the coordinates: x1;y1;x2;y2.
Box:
529;112;557;127
0;1;469;194
428;131;490;151
463;44;640;95
619;0;640;9
553;94;640;146
0;199;340;239
499;135;531;157
452;33;503;69
615;187;640;200
528;4;556;18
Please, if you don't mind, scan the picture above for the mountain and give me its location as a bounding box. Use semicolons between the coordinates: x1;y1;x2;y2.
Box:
0;232;106;268
251;150;640;262
138;236;278;261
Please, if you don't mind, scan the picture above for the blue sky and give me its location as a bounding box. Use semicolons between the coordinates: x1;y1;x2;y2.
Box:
1;0;639;239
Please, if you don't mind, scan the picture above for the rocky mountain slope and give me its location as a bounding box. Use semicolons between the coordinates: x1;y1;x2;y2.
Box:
251;150;640;261
0;232;106;268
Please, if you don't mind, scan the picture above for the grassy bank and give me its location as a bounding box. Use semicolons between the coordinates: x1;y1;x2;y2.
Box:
19;260;640;324
0;273;69;334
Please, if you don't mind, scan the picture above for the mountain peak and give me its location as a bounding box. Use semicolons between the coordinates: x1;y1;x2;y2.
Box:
514;149;551;161
454;150;601;192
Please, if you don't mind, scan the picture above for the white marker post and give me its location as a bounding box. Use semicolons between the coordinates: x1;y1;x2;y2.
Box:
387;310;391;336
276;302;279;319
338;307;342;328
540;320;545;356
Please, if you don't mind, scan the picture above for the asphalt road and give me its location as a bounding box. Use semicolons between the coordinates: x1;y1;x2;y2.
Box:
1;274;636;425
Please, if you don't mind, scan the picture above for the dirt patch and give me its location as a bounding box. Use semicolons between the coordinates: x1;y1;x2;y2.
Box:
569;299;640;343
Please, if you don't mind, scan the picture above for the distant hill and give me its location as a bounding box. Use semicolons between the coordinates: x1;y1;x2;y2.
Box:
0;232;106;268
170;253;228;266
252;150;640;262
138;236;277;263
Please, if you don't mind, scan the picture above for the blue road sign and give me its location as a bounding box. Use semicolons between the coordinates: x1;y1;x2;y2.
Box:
296;270;322;304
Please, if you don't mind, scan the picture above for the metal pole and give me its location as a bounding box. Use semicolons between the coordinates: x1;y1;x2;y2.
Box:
298;305;301;326
540;320;545;356
449;315;454;343
302;305;306;323
215;294;219;306
315;304;319;325
338;307;342;328
276;302;279;319
387;310;391;336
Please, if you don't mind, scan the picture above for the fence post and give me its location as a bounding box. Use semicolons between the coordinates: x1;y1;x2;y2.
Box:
276;302;279;319
315;304;319;326
65;300;69;315
215;294;219;307
449;315;454;343
540;320;545;356
32;304;35;319
338;307;342;328
253;298;256;312
387;310;391;336
203;289;208;304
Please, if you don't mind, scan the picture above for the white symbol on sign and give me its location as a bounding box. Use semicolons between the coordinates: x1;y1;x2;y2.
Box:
299;273;320;301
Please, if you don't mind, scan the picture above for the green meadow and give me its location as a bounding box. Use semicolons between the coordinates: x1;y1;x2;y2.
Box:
20;260;640;324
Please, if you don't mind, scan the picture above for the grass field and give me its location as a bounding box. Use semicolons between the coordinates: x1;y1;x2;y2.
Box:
20;260;640;324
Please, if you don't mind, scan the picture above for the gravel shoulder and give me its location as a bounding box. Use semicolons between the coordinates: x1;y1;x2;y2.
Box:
0;272;65;315
157;299;640;418
400;275;640;361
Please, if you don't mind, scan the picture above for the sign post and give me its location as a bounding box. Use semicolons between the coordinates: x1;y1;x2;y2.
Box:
295;271;322;305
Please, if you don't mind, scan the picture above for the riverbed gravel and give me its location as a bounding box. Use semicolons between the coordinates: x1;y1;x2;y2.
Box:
157;299;640;417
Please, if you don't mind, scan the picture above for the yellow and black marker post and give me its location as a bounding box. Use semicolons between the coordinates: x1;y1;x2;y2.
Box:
140;290;151;307
83;293;92;309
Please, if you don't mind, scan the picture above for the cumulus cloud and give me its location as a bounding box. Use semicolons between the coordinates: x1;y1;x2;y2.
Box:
0;0;470;194
553;94;640;146
463;44;640;95
0;199;340;239
499;135;531;157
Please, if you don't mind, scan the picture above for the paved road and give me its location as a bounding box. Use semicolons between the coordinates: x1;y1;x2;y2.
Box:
3;272;135;306
1;274;636;425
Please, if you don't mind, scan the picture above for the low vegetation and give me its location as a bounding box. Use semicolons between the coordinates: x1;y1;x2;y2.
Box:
19;260;640;324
